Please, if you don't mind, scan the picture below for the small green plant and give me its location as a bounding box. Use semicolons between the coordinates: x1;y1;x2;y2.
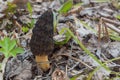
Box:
5;2;17;17
55;27;72;45
0;37;24;80
22;26;29;33
22;19;35;33
27;19;35;28
58;0;73;14
27;2;33;16
53;0;73;32
0;37;24;58
21;2;35;33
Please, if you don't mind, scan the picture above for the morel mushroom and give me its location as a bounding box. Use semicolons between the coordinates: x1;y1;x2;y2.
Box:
30;10;54;71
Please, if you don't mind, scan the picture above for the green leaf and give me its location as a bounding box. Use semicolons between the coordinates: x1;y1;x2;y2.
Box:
6;2;17;14
59;0;73;14
55;28;72;45
0;37;16;52
8;39;16;52
110;34;120;41
22;26;29;33
30;19;35;28
27;2;33;16
53;11;58;32
10;47;24;57
0;48;9;58
0;37;24;58
1;37;10;51
87;67;100;80
0;48;6;54
0;40;4;48
115;14;120;20
27;19;35;28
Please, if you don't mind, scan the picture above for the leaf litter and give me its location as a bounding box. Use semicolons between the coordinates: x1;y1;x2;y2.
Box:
0;0;120;80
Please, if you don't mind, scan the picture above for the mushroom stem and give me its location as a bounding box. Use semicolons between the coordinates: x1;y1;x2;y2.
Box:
35;55;50;71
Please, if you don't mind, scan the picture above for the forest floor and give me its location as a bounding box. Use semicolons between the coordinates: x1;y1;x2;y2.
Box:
0;0;120;80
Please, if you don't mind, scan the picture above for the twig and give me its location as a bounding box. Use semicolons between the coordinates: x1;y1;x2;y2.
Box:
101;17;120;34
103;22;110;39
98;19;102;45
14;20;22;32
105;23;120;34
68;62;80;71
102;17;120;26
54;54;93;70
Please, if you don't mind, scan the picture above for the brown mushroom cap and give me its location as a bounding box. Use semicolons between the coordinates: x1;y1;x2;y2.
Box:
30;10;54;56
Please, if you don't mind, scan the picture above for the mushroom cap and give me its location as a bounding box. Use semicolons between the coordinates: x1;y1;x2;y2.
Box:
30;10;54;55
